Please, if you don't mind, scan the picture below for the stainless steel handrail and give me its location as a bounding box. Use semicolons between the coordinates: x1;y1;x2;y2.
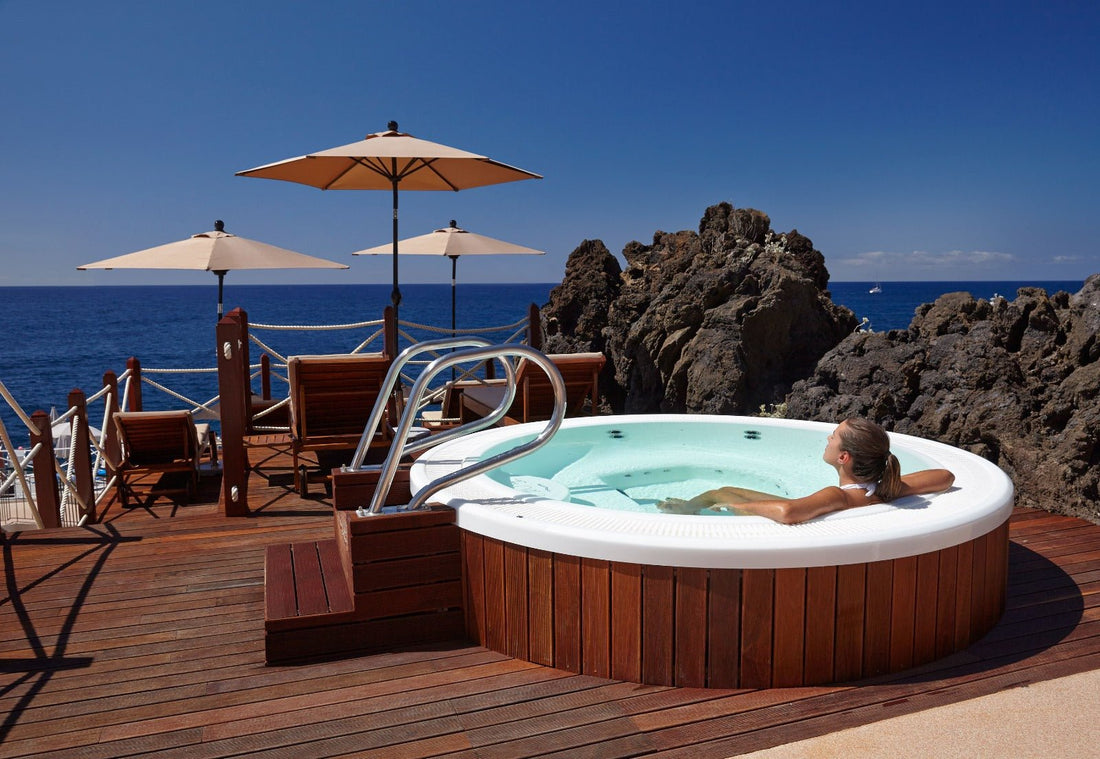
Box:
347;336;513;471
357;343;567;516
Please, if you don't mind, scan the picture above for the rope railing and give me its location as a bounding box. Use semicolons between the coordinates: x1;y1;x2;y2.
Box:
1;376;118;530
0;381;42;438
249;318;385;331
248;326;388;362
138;374;221;421
242;311;535;431
1;378;45;529
392;314;533;415
248;333;289;365
2;304;544;530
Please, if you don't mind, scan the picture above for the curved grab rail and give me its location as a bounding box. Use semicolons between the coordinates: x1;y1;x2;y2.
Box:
348;336;514;471
361;344;567;515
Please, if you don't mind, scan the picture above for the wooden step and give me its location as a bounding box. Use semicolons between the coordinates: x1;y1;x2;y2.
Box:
264;539;357;663
264;539;355;629
264;507;466;664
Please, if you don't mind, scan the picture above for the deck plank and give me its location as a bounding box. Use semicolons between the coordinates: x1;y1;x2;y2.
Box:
3;444;1100;758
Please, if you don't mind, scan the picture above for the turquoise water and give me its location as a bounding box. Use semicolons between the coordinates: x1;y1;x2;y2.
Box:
482;419;938;513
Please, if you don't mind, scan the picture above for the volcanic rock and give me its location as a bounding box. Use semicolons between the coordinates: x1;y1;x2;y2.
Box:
541;203;857;414
786;276;1100;521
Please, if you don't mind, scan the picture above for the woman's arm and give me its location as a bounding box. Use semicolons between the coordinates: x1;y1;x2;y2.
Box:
657;486;782;514
895;469;955;498
732;468;955;523
660;486;848;524
721;487;849;524
659;468;956;523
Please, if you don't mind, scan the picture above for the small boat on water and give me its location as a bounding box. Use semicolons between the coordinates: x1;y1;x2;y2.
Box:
869;283;882;294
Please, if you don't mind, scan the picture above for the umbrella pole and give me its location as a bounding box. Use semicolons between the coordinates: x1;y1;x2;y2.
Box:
391;173;401;324
215;270;227;321
449;256;458;337
450;255;458;382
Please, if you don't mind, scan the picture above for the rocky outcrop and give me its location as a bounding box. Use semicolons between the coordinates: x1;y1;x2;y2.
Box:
786;276;1100;521
539;203;1099;521
541;203;857;414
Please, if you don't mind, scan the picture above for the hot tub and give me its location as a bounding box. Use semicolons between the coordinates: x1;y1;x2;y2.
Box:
410;415;1014;687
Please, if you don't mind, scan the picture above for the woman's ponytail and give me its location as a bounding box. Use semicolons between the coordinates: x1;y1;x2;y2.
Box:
876;453;903;501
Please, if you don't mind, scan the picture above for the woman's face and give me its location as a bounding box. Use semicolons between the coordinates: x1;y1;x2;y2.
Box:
823;422;848;467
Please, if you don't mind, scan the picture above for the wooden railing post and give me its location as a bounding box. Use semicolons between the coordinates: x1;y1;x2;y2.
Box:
232;309;255;434
126;357;143;411
527;303;543;351
101;371;121;482
217;309;249;516
383;305;398;358
261;354;272;400
29;409;61;529
67;388;96;524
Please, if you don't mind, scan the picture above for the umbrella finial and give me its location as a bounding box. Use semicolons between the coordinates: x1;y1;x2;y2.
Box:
387;120;398;132
450;220;457;228
214;220;225;232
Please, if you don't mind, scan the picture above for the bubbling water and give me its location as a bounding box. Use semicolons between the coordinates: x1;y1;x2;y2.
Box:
478;419;934;514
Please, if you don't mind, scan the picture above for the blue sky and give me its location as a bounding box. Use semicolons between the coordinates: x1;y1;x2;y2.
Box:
1;0;1097;287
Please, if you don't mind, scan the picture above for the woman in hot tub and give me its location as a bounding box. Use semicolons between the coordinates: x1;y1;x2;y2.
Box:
658;418;955;524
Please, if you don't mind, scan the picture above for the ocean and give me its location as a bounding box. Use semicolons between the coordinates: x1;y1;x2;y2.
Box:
0;280;1084;447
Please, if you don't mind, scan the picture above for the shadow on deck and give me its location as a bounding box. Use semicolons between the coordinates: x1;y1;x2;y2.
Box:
1;438;1098;758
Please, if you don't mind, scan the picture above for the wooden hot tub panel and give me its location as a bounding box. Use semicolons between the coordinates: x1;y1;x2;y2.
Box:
460;521;1009;688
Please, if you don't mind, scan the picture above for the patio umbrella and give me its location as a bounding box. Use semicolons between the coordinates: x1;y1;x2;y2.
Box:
351;220;544;334
51;419;101;459
77;220;349;319
235;122;541;321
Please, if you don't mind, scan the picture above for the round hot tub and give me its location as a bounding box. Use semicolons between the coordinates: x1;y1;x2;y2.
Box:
411;415;1014;687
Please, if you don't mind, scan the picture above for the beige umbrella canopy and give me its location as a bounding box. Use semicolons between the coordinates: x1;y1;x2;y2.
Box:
352;220;544;333
77;220;349;318
236;121;542;320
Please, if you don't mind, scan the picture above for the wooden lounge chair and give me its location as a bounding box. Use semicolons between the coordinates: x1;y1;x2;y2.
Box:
460;352;606;425
287;353;397;495
113;410;217;508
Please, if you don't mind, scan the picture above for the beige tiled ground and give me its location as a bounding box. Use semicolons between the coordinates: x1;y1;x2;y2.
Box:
739;669;1100;758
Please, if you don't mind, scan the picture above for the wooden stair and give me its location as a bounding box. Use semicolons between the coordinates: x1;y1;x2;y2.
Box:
264;500;464;664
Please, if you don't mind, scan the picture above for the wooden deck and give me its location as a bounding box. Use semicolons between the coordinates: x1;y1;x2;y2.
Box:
2;438;1098;758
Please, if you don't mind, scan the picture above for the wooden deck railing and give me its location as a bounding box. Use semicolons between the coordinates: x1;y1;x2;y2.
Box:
3;303;545;528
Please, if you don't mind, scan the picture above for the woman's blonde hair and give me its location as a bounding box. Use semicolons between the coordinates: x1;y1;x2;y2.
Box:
839;418;903;501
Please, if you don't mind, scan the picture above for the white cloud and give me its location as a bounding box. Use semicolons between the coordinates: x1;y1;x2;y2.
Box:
836;249;1016;270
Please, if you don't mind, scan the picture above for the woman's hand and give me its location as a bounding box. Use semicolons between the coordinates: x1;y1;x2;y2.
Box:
657;497;699;514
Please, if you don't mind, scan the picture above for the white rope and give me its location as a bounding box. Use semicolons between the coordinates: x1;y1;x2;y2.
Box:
60;428;79;524
265;370;289;388
400;321;453;335
93;391;113;476
349;328;386;354
399;315;528;334
252;396;289;421
94;474;118;509
142;366;220;374
0;380;41;436
248;334;288;364
140;376;220;418
53;404;78;425
250;318;384;331
0;418;43;529
85;382;113;403
52;454;91;523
